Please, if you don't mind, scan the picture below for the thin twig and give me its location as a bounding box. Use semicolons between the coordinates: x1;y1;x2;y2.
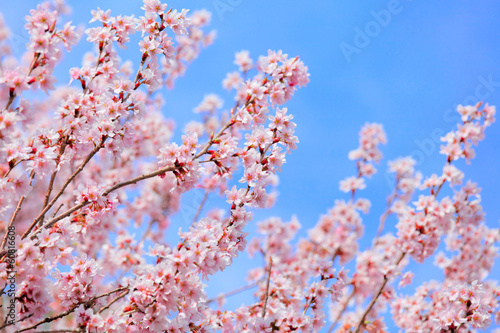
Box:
193;97;252;161
24;137;107;238
138;220;155;245
102;164;179;196
0;314;33;331
434;179;446;198
29;164;181;239
39;136;68;226
82;46;105;95
261;257;273;318
0;197;24;250
3;93;16;113
2;53;40;112
3;159;26;178
194;121;234;160
123;57;146;101
0;171;35;250
31;202;87;237
327;288;355;333
26;329;85;333
353;252;406;333
43;171;58;210
52;203;64;218
98;289;130;314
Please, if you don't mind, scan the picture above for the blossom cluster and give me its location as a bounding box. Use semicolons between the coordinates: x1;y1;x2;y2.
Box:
0;1;499;333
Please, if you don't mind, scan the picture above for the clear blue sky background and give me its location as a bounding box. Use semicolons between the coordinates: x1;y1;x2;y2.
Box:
2;0;500;331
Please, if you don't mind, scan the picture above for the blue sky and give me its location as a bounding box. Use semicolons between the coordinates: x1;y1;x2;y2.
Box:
3;0;500;331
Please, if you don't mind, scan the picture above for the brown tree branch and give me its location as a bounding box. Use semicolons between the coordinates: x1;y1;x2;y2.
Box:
97;289;130;314
24;137;107;239
353;252;406;333
28;164;181;239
